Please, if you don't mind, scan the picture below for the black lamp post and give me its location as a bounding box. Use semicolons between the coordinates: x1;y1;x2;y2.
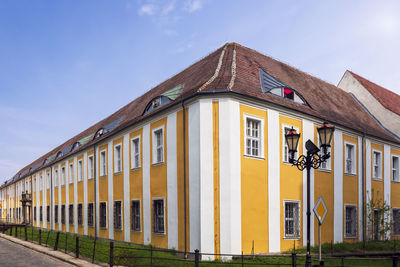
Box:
285;122;335;267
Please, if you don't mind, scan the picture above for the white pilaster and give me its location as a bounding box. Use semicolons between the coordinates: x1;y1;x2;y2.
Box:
95;146;100;237
66;162;69;232
384;144;391;240
333;130;343;243
219;98;241;255
108;141;114;239
84;152;88;235
74;156;78;233
358;137;363;241
267;109;280;252
167;112;178;250
302;119;315;246
123;133;130;241
143;124;151;244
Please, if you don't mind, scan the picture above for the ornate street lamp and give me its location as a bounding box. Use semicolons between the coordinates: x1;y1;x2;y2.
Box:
285;122;335;267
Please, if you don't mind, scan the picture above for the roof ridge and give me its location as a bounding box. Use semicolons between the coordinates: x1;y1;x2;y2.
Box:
348;70;400;97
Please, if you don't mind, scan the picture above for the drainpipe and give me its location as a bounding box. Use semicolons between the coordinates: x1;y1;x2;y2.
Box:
93;144;97;238
182;101;188;258
362;133;366;241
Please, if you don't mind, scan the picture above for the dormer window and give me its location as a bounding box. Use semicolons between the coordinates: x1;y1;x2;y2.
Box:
144;96;172;115
259;68;306;105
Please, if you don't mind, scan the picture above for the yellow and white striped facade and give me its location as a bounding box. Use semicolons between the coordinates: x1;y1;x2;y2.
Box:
1;94;400;255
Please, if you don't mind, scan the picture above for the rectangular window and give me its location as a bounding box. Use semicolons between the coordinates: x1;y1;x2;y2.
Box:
78;203;83;225
373;209;382;240
152;199;164;234
131;200;141;232
88;156;94;179
55;169;58;187
283;126;298;162
40;176;43;191
47;173;50;189
40;206;43;222
284;201;300;238
61;205;65;224
61;167;65;186
47;206;50;222
392;156;400;182
100;151;106;176
393;209;400;236
34;207;37;221
345;205;357;238
69;164;74;184
114;145;122;173
132;138;140;169
100;202;107;228
153;129;164;164
245;117;261;157
69;204;74;225
55;205;58;223
114;201;122;230
78;160;83;182
88;203;94;227
373;151;382;179
345;143;356;174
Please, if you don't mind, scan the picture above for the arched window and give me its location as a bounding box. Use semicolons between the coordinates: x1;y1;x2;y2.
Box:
71;142;80;151
143;96;172;115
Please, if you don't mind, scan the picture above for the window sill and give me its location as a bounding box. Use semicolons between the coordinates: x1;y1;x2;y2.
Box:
152;162;165;167
88;177;94;180
392;180;400;184
153;232;166;236
372;177;383;181
244;155;265;160
282;161;293;166
344;172;357;176
318;168;331;173
114;228;123;232
283;236;300;240
344;235;357;239
78;180;83;183
132;230;142;233
131;167;141;171
100;227;108;230
114;171;123;175
100;175;107;178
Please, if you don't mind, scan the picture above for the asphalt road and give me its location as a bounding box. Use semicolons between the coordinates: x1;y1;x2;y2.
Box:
0;237;74;267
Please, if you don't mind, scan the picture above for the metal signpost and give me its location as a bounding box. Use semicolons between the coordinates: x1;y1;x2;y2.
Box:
313;196;328;262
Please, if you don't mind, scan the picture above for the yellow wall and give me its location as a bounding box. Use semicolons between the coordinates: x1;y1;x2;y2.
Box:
314;127;334;245
279;115;303;251
150;117;168;248
98;144;109;239
240;104;269;254
113;137;124;241
370;143;384;202
342;134;359;242
212;102;220;256
130;129;144;244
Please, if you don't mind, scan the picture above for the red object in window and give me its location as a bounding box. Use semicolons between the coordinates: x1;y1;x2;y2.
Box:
284;88;294;100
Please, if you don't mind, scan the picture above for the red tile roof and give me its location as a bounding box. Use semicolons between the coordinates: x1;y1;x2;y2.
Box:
347;71;400;116
4;42;399;186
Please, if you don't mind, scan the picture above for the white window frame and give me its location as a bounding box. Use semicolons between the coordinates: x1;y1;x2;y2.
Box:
77;203;83;225
61;167;65;186
344;142;356;175
100;150;107;177
282;124;299;163
372;150;383;180
393;208;400;236
283;200;301;239
344;204;357;238
114;144;122;174
46;172;50;189
88;155;94;180
392;155;400;182
114;200;123;230
131;199;141;232
131;136;141;169
40;175;43;191
69;163;74;184
152;197;165;234
78;160;83;182
87;202;94;227
318;134;331;171
54;169;58;187
243;114;264;158
152;126;165;165
99;201;107;229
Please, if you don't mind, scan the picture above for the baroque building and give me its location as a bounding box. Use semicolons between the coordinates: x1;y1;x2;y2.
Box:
1;43;400;256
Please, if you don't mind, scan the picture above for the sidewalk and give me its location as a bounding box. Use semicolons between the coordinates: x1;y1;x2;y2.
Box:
0;232;105;267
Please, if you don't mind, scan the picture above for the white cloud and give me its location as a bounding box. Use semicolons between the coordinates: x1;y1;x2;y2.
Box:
138;4;157;16
161;1;175;16
184;0;203;13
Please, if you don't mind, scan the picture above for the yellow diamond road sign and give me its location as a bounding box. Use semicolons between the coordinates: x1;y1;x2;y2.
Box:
313;196;328;224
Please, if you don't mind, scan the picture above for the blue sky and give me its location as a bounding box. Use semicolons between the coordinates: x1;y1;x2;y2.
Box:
1;0;400;183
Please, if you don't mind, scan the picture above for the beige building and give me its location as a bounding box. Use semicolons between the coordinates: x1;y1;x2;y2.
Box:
338;71;400;140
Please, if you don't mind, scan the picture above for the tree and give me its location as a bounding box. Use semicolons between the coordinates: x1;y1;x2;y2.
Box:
365;190;391;241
